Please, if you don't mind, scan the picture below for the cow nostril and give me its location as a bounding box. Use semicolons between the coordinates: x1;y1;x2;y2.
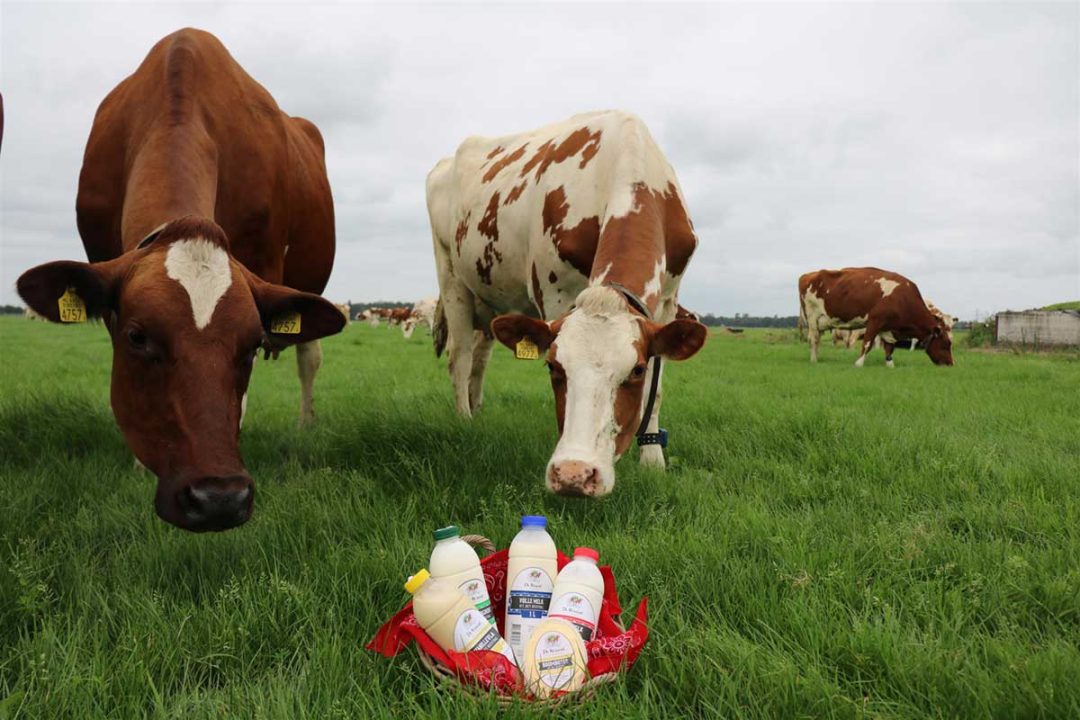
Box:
179;476;254;531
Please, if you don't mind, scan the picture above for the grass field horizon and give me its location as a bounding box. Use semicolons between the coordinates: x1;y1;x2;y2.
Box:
1;318;1078;718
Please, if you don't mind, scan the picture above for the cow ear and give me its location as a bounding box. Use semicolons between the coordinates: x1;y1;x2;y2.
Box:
247;275;346;345
17;258;128;322
491;314;556;353
650;319;707;360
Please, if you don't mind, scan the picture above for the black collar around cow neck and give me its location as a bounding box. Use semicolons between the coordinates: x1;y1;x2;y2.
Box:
600;282;666;448
135;222;170;250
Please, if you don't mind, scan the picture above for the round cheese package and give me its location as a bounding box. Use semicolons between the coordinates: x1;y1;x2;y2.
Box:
522;617;589;698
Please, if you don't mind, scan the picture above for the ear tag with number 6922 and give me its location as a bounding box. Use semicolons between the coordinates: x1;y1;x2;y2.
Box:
515;338;539;360
58;287;87;323
270;312;302;335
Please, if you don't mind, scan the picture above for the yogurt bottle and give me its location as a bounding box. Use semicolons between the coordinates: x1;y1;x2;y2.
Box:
504;515;558;660
548;547;604;641
405;569;517;667
429;525;494;623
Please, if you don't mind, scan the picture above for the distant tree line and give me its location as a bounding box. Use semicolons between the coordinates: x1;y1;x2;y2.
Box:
0;305;25;316
697;313;799;328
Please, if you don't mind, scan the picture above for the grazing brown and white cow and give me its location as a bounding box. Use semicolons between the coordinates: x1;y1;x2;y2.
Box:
798;267;953;367
402;297;438;338
427;110;707;497
16;29;344;532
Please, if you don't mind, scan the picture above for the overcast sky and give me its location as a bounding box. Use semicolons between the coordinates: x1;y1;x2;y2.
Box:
1;1;1076;318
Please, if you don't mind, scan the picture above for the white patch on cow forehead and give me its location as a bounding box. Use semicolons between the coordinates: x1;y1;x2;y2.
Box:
876;277;900;296
164;239;233;330
558;288;640;373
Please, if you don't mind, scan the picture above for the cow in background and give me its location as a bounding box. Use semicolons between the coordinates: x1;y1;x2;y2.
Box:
17;30;344;531
402;297;438;338
799;267;953;367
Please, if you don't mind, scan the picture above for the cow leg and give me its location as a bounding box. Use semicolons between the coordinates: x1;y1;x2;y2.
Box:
854;325;881;367
883;341;896;368
638;356;666;469
442;290;478;418
808;326;821;363
296;339;322;425
468;330;494;414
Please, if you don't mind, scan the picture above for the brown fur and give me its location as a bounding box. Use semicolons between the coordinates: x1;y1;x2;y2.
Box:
520;127;602;181
800;267;953;365
542;187;601;278
481;143;528;184
17;30;344;531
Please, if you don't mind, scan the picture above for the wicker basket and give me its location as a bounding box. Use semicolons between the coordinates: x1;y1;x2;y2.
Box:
414;534;622;705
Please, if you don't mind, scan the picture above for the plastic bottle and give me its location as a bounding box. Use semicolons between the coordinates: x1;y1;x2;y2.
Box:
405;569;517;666
429;525;494;623
504;515;558;661
548;547;605;641
522;617;589;697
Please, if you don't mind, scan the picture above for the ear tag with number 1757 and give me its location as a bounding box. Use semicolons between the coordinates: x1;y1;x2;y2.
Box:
270;312;302;334
58;288;87;323
515;338;539;360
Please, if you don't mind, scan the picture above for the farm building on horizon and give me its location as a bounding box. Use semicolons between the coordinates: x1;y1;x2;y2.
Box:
995;310;1080;347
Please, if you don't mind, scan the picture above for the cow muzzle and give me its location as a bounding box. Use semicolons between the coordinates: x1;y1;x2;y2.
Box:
175;474;254;532
547;460;610;497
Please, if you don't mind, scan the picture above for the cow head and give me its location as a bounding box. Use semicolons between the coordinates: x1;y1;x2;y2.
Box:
492;286;706;497
924;322;954;366
16;217;345;531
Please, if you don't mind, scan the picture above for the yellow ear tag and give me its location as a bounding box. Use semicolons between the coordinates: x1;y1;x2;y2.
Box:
515;338;539;360
270;312;302;335
58;287;87;323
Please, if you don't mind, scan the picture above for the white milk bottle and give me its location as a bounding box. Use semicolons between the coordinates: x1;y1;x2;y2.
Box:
548;547;605;641
429;525;495;623
504;515;558;661
405;569;517;667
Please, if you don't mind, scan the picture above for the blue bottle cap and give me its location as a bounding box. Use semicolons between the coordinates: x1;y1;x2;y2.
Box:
521;515;547;528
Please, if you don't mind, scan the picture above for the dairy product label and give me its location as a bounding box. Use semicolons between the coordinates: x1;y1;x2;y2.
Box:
453;608;517;666
458;578;494;623
533;630;578;690
548;591;597;640
507;567;554;620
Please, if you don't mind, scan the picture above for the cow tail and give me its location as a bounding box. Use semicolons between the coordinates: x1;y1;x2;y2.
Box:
797;295;807;339
433;298;448;358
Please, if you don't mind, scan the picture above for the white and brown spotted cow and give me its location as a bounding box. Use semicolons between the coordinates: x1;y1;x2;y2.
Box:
402;297;438;338
799;267;954;367
427;110;707;497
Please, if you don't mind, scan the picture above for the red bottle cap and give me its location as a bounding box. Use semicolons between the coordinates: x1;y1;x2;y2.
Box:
574;547;599;562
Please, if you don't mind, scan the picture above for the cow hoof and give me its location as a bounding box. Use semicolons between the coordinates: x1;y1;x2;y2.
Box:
639;445;666;469
299;412;316;427
886;360;895;368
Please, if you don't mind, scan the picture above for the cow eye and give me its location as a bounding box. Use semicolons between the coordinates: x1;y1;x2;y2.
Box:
631;364;648;379
125;326;160;361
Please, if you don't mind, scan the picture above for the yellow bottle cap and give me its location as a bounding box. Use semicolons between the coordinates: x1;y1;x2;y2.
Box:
404;569;431;594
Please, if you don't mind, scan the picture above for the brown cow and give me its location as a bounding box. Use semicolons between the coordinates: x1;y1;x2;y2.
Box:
16;29;344;532
798;267;953;367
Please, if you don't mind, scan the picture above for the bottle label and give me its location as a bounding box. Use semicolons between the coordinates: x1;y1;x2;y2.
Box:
458;577;494;623
507;567;554;619
532;629;579;690
453;608;517;666
548;591;597;640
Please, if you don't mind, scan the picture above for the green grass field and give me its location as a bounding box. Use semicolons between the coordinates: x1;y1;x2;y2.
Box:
1;317;1078;719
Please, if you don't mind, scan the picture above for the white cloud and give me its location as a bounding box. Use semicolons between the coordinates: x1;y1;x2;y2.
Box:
1;1;1076;318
